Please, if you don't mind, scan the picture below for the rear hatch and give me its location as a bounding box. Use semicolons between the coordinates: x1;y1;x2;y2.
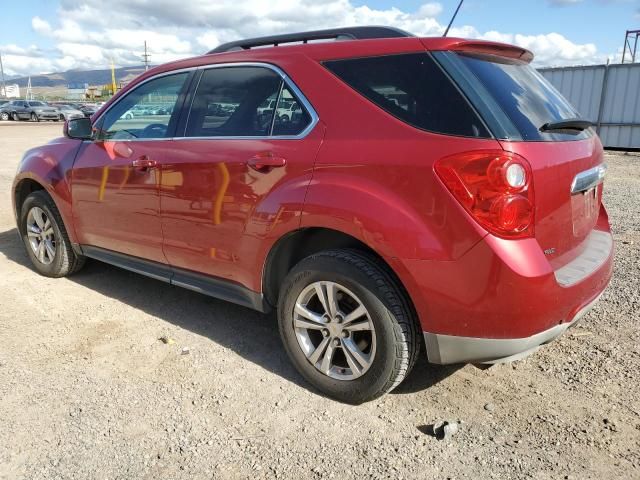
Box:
433;49;604;262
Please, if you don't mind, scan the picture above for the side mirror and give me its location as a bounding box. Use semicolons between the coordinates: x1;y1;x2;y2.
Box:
64;117;93;140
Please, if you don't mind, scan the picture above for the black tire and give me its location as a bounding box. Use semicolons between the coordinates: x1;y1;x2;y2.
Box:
30;112;39;122
19;191;86;277
0;112;9;121
11;112;19;121
278;249;420;404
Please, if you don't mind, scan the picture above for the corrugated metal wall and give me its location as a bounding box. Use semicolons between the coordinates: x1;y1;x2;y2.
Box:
539;63;640;149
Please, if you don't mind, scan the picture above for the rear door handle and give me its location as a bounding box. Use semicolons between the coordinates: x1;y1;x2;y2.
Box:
247;154;286;172
132;156;157;171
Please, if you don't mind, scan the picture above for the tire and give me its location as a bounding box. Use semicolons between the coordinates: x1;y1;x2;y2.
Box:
11;113;19;121
19;191;86;277
31;112;39;122
278;249;420;404
0;112;9;121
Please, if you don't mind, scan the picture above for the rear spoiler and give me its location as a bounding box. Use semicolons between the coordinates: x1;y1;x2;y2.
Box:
421;38;534;63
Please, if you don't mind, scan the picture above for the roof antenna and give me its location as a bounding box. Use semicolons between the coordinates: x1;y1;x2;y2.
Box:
443;0;465;37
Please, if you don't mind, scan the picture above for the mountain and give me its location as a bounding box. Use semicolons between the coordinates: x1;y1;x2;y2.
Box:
8;65;152;88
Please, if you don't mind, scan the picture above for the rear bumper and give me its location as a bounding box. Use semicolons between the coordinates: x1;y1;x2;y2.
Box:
424;292;602;364
388;205;613;365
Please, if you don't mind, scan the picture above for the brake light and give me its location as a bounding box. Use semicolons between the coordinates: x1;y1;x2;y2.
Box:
435;150;534;238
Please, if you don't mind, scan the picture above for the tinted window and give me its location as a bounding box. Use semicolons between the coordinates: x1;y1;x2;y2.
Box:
272;85;312;136
324;53;490;138
186;67;282;137
98;72;188;140
453;53;591;141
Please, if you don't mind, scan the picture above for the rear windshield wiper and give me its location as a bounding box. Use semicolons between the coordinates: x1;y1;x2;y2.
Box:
539;118;593;132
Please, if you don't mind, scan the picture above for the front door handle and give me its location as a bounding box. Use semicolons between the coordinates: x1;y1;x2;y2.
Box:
247;154;286;172
132;156;157;171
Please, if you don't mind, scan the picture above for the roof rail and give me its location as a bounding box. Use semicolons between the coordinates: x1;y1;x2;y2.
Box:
208;26;414;54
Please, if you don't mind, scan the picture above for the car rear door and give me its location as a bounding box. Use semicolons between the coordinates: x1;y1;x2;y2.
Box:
71;71;192;263
159;64;322;289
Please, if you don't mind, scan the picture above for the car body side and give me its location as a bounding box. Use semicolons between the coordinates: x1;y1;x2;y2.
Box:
12;37;613;361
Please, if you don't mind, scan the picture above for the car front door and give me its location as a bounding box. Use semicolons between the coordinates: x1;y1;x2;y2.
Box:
159;65;322;289
71;71;192;263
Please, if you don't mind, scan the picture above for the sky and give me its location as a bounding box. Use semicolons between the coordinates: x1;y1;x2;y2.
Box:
0;0;638;78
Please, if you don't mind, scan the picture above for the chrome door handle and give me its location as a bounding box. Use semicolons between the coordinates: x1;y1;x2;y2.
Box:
247;154;287;172
132;157;157;170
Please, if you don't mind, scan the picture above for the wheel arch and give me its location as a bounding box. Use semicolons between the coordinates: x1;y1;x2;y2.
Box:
13;177;47;226
262;227;413;311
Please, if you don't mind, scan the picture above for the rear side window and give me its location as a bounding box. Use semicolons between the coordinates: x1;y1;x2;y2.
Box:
272;85;312;136
324;53;490;138
186;67;282;137
451;53;591;141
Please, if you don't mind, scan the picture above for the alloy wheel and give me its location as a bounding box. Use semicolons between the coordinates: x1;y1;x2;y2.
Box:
293;281;376;380
26;207;56;265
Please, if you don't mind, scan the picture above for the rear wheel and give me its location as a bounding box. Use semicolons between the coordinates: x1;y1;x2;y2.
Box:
20;191;85;277
278;249;420;404
11;112;19;121
30;112;39;122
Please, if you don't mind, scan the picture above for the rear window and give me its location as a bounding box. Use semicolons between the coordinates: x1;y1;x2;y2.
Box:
324;53;490;138
452;53;591;141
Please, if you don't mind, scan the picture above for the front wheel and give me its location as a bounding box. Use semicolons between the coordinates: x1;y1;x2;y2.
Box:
278;249;420;404
0;112;9;121
20;191;86;277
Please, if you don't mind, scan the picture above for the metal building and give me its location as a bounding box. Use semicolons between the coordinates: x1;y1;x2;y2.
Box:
539;63;640;150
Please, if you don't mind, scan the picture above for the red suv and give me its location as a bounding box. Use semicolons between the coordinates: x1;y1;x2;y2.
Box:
12;27;613;403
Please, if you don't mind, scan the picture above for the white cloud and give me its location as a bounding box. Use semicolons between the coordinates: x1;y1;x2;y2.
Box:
31;16;52;35
0;0;612;77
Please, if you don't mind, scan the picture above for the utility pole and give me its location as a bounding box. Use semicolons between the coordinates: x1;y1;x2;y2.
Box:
142;41;151;71
621;29;640;63
0;51;6;98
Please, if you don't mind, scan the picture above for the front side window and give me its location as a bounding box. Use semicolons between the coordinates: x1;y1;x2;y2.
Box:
97;72;189;140
324;53;490;138
185;66;283;137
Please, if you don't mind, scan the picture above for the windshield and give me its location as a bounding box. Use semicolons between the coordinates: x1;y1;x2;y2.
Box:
30;101;46;107
444;52;592;141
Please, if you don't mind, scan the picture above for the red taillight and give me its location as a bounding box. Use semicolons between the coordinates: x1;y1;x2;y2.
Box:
435;150;534;238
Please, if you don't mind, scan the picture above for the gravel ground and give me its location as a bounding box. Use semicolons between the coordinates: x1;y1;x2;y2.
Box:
0;123;638;479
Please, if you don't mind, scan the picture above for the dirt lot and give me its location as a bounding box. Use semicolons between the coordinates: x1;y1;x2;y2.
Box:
0;122;638;479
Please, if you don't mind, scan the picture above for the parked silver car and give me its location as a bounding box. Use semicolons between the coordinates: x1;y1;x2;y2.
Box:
0;100;60;121
55;104;85;121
